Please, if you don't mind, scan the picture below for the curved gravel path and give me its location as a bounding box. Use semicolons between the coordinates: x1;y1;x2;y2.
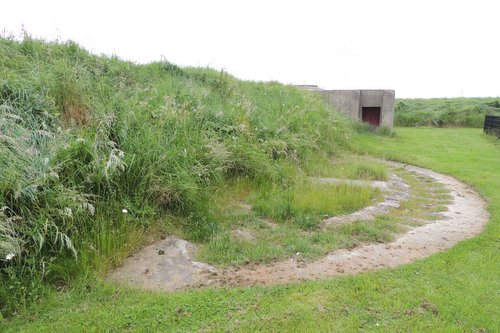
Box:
108;162;489;291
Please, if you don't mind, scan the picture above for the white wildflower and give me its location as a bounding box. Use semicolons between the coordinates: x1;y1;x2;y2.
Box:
5;252;15;261
49;171;59;179
76;137;86;143
122;208;128;214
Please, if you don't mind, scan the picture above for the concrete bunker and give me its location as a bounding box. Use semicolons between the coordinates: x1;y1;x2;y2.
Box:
321;90;395;128
297;86;395;128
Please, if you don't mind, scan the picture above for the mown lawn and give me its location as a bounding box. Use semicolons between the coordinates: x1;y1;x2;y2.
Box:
1;127;499;332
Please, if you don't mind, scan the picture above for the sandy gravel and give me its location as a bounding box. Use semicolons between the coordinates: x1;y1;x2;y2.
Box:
108;162;489;291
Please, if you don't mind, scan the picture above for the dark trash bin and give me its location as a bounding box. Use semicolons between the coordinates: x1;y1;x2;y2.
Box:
484;115;500;138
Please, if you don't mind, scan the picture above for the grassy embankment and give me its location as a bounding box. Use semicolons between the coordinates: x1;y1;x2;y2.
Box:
395;97;500;127
2;125;498;332
1;36;390;314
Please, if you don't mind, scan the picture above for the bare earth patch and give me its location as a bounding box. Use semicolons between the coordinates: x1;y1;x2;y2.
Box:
108;162;489;291
108;237;217;291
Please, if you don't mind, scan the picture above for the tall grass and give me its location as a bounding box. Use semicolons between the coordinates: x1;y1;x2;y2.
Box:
395;97;500;127
0;35;352;314
253;183;378;221
303;155;388;181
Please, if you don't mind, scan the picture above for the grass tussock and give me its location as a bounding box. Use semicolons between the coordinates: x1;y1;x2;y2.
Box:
253;183;378;220
304;155;388;181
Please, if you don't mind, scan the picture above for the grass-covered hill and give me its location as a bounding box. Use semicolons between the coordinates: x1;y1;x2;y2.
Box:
394;97;500;127
0;36;353;313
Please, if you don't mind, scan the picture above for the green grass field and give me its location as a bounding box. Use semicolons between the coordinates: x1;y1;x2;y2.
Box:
2;127;498;332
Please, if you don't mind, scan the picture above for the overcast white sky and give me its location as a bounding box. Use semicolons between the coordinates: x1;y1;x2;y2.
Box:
2;0;499;98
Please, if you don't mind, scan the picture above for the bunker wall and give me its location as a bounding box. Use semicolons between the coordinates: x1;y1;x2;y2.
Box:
320;90;360;119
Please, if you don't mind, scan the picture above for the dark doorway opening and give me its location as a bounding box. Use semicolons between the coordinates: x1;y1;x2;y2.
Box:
361;107;381;126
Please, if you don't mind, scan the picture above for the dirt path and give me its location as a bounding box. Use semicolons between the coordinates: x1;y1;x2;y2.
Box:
108;162;489;291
